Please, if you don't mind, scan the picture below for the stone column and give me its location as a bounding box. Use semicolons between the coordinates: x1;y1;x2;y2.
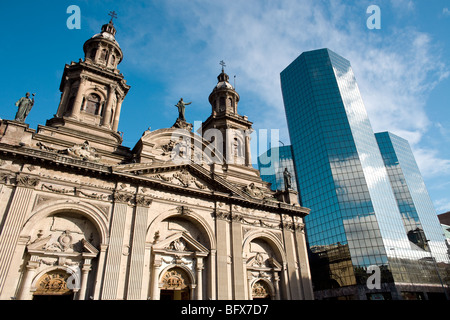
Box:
102;85;116;129
281;215;301;299
244;130;253;167
273;273;281;300
57;77;71;117
196;255;204;300
293;220;314;300
112;97;123;132
231;212;245;299
282;263;291;300
0;175;38;295
150;256;162;300
215;210;230;300
71;76;88;119
92;244;107;300
101;193;131;300
208;249;216;300
78;260;92;300
18;256;39;300
126;197;152;300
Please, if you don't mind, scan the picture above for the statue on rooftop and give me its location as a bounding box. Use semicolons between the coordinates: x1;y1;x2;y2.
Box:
175;98;192;122
283;168;292;191
14;92;35;123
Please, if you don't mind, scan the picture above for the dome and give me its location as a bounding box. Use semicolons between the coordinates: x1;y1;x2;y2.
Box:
215;81;234;90
91;31;120;47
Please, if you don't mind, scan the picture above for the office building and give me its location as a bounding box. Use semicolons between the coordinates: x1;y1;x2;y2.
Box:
280;48;450;300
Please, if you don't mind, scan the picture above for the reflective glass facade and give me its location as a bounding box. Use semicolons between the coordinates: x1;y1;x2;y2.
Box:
258;145;298;192
280;48;450;300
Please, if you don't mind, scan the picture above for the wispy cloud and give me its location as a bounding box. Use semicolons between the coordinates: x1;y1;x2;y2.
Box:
443;8;450;16
117;0;450;178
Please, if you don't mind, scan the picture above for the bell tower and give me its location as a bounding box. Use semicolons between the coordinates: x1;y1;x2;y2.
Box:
200;62;253;167
46;13;130;148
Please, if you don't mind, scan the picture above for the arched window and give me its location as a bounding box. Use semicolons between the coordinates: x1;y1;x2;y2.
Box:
110;55;116;67
89;48;97;60
85;93;101;115
219;97;226;112
100;49;108;61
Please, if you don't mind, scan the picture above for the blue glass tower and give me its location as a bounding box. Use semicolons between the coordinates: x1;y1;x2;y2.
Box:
280;48;449;300
376;132;450;289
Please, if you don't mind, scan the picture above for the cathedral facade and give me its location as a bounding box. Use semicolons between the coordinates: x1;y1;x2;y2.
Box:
0;19;313;300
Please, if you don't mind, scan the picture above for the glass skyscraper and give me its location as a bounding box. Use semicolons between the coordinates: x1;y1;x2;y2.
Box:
280;48;449;300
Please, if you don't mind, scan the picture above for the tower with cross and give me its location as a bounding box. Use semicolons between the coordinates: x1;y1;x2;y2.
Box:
108;11;118;23
199;61;253;167
49;15;130;154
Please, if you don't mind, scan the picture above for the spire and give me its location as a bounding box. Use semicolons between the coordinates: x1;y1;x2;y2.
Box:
217;60;230;84
101;11;118;36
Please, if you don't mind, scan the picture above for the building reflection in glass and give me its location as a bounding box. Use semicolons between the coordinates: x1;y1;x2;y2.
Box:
280;48;450;300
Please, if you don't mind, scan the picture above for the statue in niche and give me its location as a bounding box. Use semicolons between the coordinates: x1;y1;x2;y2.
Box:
14;92;35;122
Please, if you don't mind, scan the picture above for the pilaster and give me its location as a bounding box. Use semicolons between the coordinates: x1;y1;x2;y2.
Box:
215;208;230;299
0;175;38;296
101;192;131;299
281;214;302;299
126;196;152;300
230;212;245;299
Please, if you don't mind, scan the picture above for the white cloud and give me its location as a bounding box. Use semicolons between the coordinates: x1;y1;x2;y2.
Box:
434;198;450;213
443;8;450;16
412;147;450;178
117;1;450;196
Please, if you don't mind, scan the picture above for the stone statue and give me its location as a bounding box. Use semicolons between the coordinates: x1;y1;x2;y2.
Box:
14;92;35;122
283;168;292;191
175;98;192;122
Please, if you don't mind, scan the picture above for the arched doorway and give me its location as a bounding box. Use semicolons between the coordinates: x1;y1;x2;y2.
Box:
159;268;191;300
32;270;75;301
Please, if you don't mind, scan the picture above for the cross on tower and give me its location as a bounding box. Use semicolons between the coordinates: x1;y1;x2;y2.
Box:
220;60;226;72
108;11;118;23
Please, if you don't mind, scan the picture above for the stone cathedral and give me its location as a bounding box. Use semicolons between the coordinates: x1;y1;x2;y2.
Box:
0;19;313;300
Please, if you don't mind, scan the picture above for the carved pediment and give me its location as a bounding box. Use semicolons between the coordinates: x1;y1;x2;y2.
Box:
154;232;209;255
28;230;98;256
61;141;102;162
134;127;225;165
246;253;282;271
113;163;230;194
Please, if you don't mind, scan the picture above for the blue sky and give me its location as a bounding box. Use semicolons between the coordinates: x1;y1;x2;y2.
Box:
1;0;450;214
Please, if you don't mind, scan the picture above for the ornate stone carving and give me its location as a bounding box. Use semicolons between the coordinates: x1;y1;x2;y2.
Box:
215;210;231;221
16;175;40;188
176;206;193;215
42;184;74;195
167;238;188;252
35;271;72;296
114;191;133;204
161;269;188;290
252;281;270;299
173;169;193;187
242;183;266;199
135;195;153;207
65;141;102;162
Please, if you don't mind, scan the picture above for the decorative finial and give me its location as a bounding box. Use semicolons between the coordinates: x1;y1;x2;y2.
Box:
220;60;226;72
108;11;118;23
